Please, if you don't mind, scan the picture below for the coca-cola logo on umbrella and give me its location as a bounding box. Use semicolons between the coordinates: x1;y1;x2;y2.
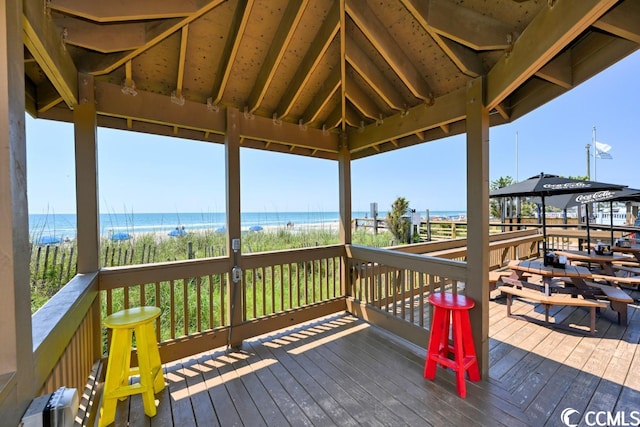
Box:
542;182;591;190
575;190;615;203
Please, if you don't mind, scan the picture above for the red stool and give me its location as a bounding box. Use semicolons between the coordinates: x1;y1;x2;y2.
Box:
424;292;480;398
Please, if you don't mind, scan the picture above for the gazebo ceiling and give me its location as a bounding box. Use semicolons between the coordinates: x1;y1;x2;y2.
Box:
24;0;639;160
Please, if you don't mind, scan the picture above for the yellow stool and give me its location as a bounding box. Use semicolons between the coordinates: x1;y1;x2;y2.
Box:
99;306;164;427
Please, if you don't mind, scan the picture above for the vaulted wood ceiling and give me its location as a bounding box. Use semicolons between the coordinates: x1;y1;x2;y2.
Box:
24;0;639;160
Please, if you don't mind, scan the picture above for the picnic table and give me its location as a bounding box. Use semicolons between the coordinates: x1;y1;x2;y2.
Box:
553;249;634;276
499;259;633;328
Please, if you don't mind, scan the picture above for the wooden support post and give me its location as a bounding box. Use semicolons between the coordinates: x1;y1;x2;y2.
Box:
0;0;34;422
465;77;490;377
74;73;100;273
225;108;243;348
338;135;352;297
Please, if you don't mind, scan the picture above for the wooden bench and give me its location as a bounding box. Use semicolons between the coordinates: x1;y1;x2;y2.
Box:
612;264;640;276
498;284;606;334
592;273;640;291
489;270;513;291
584;280;634;325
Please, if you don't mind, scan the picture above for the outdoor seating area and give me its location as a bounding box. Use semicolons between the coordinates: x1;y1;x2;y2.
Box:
102;290;640;426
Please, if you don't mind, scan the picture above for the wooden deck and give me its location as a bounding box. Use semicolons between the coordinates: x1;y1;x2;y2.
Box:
109;288;640;426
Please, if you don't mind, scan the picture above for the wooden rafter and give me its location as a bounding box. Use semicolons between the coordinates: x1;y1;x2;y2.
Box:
426;0;512;50
593;1;640;44
87;0;225;75
247;0;309;113
346;1;432;101
301;66;340;125
48;0;196;22
345;37;405;111
486;0;618;110
24;0;78;107
276;2;340;120
175;25;189;98
401;0;484;77
211;0;255;105
345;75;378;120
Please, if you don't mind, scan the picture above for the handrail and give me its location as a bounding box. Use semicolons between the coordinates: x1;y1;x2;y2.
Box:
32;272;100;394
97;245;347;364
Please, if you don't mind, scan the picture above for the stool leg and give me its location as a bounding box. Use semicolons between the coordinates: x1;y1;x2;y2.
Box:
459;309;480;382
452;310;467;398
134;325;158;418
100;328;132;427
142;321;165;393
439;309;451;363
424;307;446;379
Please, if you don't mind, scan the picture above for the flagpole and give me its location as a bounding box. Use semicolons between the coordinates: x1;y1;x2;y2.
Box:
593;125;597;180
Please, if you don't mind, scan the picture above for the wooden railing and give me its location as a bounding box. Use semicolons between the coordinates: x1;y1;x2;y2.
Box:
346;244;466;346
28;230;548;424
97;245;347;363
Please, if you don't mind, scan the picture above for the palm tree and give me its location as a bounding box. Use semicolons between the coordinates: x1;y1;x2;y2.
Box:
490;176;515;219
387;197;411;243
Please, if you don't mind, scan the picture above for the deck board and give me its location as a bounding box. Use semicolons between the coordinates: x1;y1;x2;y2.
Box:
109;287;640;426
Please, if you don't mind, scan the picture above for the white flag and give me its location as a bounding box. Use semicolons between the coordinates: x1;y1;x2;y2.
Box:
595;141;612;159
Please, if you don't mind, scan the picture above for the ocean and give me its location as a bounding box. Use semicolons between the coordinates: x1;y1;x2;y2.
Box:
28;210;467;240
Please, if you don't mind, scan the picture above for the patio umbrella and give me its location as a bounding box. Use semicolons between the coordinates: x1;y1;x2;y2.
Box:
535;187;640;252
168;226;187;237
215;226;226;234
249;225;263;232
37;236;61;246
110;232;132;241
490;173;625;254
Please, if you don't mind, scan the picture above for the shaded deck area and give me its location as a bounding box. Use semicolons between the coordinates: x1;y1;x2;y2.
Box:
112;288;640;426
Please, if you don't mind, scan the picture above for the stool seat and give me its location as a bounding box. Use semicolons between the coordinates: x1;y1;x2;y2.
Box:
424;292;479;398
100;306;164;427
428;292;475;310
104;306;161;328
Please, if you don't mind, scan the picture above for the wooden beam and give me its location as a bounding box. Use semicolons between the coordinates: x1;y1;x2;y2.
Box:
345;37;405;110
535;50;572;89
23;0;78;107
427;0;512;50
175;25;189;97
95;81;226;133
247;0;309;113
238;111;340;153
401;0;484;77
339;0;347;132
276;2;339;119
87;0;225;75
48;0;197;22
211;0;254;105
53;17;146;53
345;75;379;120
347;1;432;101
36;81;64;113
347;88;466;151
486;0;618;110
593;1;640;44
301;66;340;125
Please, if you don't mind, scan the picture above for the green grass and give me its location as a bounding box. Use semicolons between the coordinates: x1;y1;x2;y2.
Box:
31;227;394;313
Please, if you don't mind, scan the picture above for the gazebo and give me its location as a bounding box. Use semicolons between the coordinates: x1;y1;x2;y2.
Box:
2;0;638;424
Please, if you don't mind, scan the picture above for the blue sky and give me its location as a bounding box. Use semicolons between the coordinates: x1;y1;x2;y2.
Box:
27;50;640;215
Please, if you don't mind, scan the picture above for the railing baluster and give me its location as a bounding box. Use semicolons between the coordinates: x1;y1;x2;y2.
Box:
196;276;202;331
183;278;189;336
170;280;176;339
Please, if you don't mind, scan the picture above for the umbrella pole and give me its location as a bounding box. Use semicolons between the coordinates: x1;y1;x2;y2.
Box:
586;204;591;254
542;197;547;254
610;200;614;245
